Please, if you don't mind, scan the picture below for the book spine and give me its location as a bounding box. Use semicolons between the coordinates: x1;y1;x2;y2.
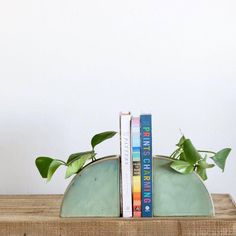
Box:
140;114;153;217
120;113;132;218
131;117;141;217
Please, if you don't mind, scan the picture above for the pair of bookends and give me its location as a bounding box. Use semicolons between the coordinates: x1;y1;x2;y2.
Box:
60;156;214;217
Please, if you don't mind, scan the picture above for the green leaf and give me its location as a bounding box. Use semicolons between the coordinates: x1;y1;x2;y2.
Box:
47;159;65;182
196;165;208;181
182;139;202;165
170;160;194;174
35;157;53;178
91;131;117;149
210;148;231;172
65;152;94;178
176;135;186;147
179;152;186;161
67;151;95;165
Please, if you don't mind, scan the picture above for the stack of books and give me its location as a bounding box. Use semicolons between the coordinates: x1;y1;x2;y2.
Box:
119;112;152;218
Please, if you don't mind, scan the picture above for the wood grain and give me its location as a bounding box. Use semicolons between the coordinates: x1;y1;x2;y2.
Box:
0;194;235;236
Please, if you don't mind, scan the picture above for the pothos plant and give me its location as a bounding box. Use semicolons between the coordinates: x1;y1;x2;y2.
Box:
35;131;117;181
35;131;231;182
169;135;231;180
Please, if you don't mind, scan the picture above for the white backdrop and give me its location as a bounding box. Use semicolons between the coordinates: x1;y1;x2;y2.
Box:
0;0;235;199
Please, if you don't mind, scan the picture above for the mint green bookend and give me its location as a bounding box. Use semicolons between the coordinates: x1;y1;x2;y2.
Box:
60;155;214;217
153;156;214;216
60;156;120;217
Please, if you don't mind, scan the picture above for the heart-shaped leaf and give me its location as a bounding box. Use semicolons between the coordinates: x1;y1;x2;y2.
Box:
170;160;194;174
210;148;231;172
65;152;94;178
35;157;53;178
91;131;117;149
182;139;202;165
66;151;95;165
47;159;65;182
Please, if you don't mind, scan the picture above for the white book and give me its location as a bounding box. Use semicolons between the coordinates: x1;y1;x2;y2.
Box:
120;112;132;218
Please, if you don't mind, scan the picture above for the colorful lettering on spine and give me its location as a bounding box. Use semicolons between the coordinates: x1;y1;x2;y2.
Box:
131;117;141;217
140;114;152;217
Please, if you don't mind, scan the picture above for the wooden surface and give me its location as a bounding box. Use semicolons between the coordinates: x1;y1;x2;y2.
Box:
0;194;235;236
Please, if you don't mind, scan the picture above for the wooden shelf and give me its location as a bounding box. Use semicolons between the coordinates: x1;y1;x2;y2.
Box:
0;194;236;236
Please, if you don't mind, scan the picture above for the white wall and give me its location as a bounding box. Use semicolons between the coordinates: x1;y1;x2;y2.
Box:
0;0;235;199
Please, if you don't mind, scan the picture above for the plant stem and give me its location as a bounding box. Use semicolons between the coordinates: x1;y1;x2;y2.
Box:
170;148;180;159
91;149;96;161
197;150;216;155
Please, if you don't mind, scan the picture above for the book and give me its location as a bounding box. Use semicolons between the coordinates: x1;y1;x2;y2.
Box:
140;114;153;217
131;117;142;217
119;112;132;218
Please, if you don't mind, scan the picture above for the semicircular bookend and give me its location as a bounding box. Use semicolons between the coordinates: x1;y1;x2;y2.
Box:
60;156;214;217
153;156;214;216
60;156;120;217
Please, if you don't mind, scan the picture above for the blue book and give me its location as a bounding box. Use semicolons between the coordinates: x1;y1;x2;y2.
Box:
140;114;152;217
